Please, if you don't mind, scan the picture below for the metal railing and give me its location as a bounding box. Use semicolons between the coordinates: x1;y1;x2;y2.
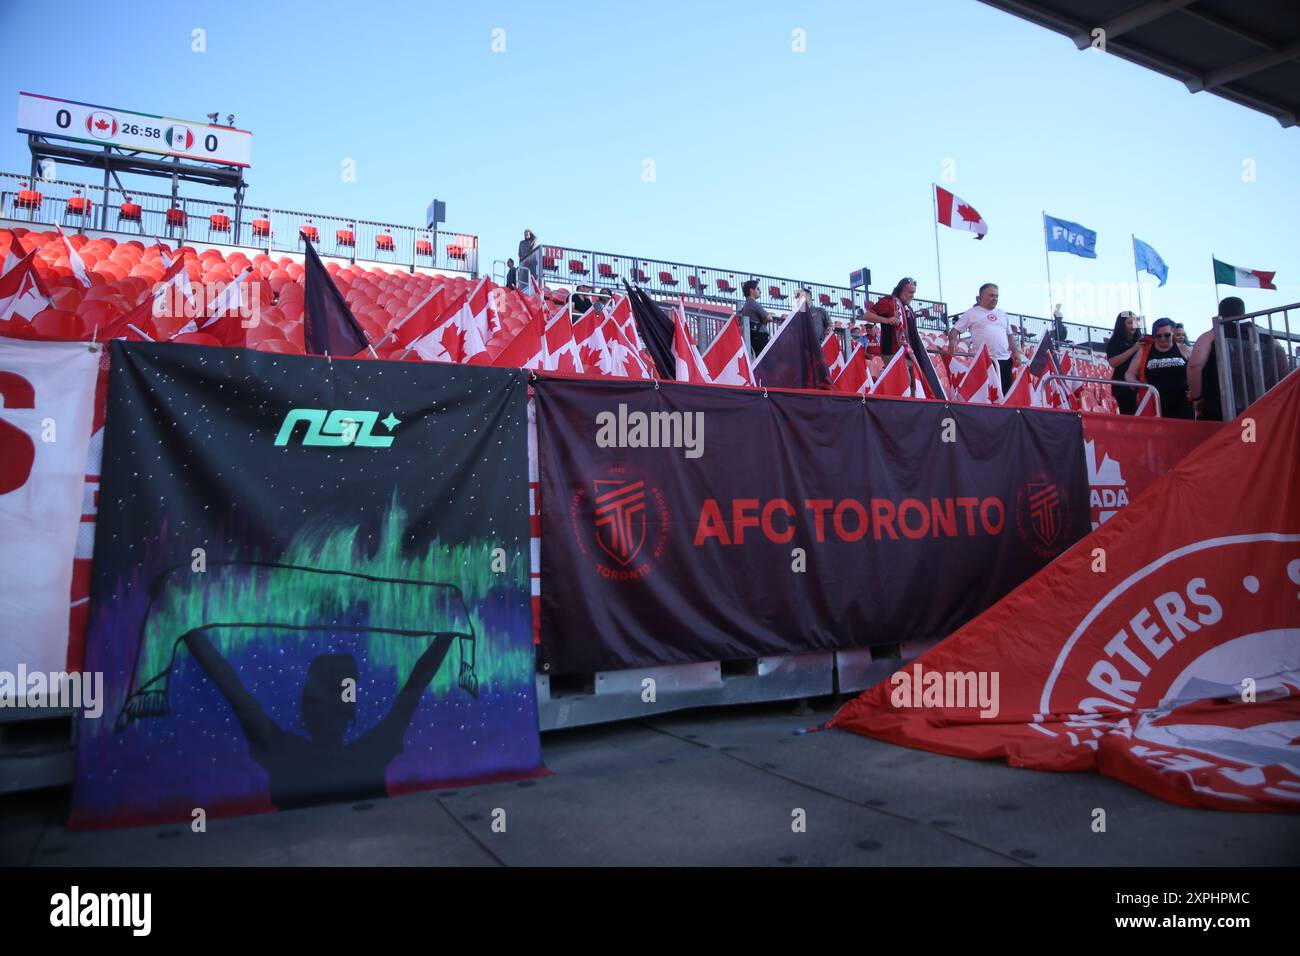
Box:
0;171;478;275
1212;302;1298;420
539;241;1113;346
1044;374;1160;416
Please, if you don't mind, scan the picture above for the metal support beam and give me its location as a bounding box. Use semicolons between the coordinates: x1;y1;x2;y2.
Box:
1070;0;1194;49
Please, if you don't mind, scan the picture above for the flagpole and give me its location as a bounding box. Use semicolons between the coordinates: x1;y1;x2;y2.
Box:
1131;234;1145;320
931;184;945;307
1211;253;1220;316
1041;212;1054;317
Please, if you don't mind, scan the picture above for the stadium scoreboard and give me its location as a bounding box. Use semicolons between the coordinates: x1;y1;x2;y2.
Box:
17;92;252;168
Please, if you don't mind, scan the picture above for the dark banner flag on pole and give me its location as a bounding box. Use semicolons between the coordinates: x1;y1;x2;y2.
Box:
303;239;369;357
753;308;832;389
534;377;1090;674
624;282;674;379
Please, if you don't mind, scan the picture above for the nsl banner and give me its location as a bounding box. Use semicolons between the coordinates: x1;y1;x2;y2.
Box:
72;343;542;829
534;378;1091;674
0;338;99;678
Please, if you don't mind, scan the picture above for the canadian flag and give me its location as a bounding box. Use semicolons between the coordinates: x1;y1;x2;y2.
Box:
673;304;710;384
1134;388;1161;417
56;224;91;288
869;348;912;397
602;316;653;379
152;255;197;323
489;313;545;369
409;278;489;363
934;184;988;239
387;283;448;348
543;306;584;374
572;307;611;374
833;343;872;395
955;344;1003;404
822;331;846;378
0;249;54;325
172;266;252;342
999;365;1034;407
3;229;29;275
702;317;754;386
606;294;638;348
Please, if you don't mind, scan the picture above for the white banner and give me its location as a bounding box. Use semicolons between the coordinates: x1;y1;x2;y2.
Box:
0;339;99;675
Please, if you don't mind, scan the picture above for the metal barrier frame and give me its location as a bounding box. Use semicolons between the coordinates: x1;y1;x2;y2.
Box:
1043;373;1161;416
1212;303;1298;420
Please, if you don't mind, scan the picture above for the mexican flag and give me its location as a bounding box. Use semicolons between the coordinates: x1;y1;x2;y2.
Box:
1213;257;1276;290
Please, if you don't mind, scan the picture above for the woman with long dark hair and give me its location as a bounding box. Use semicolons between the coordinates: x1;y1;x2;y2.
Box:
1105;310;1143;414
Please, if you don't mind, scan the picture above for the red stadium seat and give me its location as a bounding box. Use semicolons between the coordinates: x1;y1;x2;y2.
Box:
375;231;395;252
252;216;272;238
716;278;735;294
65;189;93;218
818;293;832;307
118;200;142;224
631;268;649;283
415;236;432;256
688;275;702;291
840;297;853;309
15;182;43;210
166;206;187;227
542;255;558;270
447;244;466;260
597;263;614;279
568;259;588;276
769;286;786;300
209;208;231;232
658;271;677;286
337;224;356;247
299;220;319;242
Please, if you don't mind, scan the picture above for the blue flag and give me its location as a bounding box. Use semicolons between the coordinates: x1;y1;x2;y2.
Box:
1133;237;1168;287
1044;214;1097;259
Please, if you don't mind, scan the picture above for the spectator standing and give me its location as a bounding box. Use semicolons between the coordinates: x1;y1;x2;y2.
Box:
571;285;594;316
1189;297;1288;421
505;258;517;290
870;278;918;360
1125;318;1191;419
518;229;540;282
948;282;1022;394
739;279;773;356
1105;310;1143;415
1172;322;1192;359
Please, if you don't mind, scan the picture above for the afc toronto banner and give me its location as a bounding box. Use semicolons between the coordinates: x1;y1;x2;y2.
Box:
71;343;542;828
833;372;1300;811
534;378;1091;673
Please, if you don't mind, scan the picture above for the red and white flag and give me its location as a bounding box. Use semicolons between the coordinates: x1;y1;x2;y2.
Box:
999;365;1034;407
602;316;653;379
833;343;872;395
543;306;584;374
868;348;911;397
408;279;489;363
606;294;638;347
955;344;1003;404
702;317;754;386
0;250;54;326
56;225;91;288
934;184;988;239
822;331;846;378
489;313;545;370
153;255;197;322
3;229;29;275
672;303;710;384
387;283;448;348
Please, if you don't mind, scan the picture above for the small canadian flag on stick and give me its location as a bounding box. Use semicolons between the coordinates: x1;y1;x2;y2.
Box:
935;185;988;239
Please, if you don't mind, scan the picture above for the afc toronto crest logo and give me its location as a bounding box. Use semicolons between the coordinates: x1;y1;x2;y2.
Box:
570;465;669;580
1016;474;1066;558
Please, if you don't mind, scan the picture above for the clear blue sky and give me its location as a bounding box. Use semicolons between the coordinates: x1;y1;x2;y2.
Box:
2;0;1296;336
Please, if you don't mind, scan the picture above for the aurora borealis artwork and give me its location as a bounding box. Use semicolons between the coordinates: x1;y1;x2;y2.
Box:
70;342;542;829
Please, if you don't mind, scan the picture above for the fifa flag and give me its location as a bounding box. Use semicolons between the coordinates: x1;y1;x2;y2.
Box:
1213;257;1276;290
1044;214;1097;259
1132;237;1168;287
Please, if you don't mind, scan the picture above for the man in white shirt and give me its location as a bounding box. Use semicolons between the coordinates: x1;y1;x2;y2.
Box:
948;282;1023;394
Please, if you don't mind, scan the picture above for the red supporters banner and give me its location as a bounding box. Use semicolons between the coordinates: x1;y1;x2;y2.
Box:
534;378;1090;674
832;373;1300;811
1082;413;1219;529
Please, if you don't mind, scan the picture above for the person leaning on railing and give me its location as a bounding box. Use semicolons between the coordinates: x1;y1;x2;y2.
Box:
869;277;919;360
1125;317;1191;419
739;279;773;355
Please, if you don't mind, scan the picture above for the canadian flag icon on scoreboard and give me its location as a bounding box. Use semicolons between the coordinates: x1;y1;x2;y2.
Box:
85;111;118;139
165;125;194;151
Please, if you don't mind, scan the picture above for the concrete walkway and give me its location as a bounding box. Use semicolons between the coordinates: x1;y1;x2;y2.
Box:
5;700;1298;866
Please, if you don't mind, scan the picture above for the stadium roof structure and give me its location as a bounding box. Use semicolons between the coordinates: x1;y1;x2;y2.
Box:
978;0;1300;128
